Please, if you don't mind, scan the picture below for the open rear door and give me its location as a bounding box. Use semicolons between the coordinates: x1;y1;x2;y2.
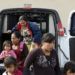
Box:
69;12;75;61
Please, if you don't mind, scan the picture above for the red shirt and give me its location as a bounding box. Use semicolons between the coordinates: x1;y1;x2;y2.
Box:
14;69;22;75
12;42;29;72
17;22;32;36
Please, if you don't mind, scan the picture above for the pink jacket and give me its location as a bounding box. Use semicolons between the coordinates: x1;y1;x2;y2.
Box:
0;50;17;59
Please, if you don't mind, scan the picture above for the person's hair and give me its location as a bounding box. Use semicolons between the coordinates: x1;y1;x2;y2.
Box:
3;40;12;50
19;15;28;21
4;56;17;68
12;31;21;39
63;61;75;75
33;37;41;45
41;33;55;44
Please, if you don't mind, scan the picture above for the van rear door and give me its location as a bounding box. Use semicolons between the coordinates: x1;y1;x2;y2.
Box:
69;11;75;61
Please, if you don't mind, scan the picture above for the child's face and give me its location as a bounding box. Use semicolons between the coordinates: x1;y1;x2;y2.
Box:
4;44;11;51
5;64;16;73
67;73;75;75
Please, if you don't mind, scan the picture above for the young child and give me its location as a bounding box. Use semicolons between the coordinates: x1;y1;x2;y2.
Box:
2;56;22;75
0;40;16;60
63;61;75;75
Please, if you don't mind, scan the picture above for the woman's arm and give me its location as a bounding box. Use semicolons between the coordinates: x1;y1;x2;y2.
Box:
21;43;29;60
12;24;18;32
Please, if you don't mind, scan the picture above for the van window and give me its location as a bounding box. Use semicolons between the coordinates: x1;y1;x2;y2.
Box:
41;22;46;32
0;15;1;33
69;12;75;62
70;13;75;36
32;21;47;33
2;13;49;34
2;15;8;33
49;14;55;35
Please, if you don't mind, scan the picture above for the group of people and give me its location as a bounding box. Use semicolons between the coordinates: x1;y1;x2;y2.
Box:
1;31;29;75
0;15;75;75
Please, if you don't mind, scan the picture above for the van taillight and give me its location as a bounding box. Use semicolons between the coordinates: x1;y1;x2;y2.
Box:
57;21;64;36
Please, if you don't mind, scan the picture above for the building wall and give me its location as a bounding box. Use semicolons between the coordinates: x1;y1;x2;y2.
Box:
0;0;75;27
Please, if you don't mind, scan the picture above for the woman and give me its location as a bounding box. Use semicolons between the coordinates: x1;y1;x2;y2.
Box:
11;31;29;71
23;33;61;75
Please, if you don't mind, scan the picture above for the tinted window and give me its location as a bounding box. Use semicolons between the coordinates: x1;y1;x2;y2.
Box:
70;13;75;36
49;14;55;36
2;15;8;33
2;13;49;34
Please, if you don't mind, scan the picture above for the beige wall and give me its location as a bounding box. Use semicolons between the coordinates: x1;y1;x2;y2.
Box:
0;0;75;27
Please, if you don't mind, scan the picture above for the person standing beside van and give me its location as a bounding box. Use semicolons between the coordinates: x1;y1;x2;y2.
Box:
12;15;42;51
23;33;61;75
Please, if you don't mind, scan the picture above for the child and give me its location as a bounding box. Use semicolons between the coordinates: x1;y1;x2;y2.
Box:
2;56;22;75
0;40;16;60
63;61;75;75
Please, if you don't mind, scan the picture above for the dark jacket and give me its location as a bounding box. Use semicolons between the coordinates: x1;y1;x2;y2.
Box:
23;48;61;75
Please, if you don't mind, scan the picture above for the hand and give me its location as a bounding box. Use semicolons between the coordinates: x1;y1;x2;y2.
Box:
7;30;11;33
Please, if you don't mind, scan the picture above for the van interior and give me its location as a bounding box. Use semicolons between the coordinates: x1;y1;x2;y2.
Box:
0;12;49;51
0;9;58;52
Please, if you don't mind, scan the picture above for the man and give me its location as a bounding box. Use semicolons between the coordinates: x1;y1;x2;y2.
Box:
12;15;42;51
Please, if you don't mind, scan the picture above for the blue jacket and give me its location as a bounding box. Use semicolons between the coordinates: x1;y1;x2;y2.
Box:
12;22;42;44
